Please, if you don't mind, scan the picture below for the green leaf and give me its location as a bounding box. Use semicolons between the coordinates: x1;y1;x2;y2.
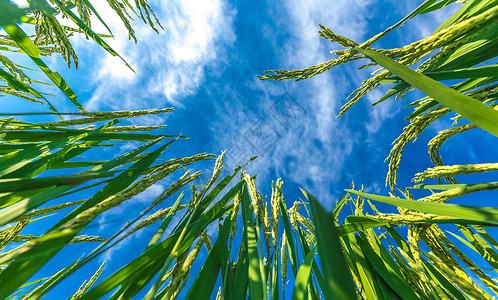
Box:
341;235;385;300
27;0;56;15
4;119;120;179
0;139;170;298
419;0;457;14
409;182;498;190
457;225;498;271
307;191;358;300
0;67;43;98
279;200;299;277
23;259;78;299
382;64;498;83
231;254;249;300
81;198;232;299
241;186;265;300
357;47;498;137
355;234;419;300
346;189;498;225
51;0;134;72
0;131;89;178
184;218;231;300
1;24;83;111
331;192;350;223
0;171;114;193
270;245;280;300
292;246;316;300
295;226;322;300
0;0;26;26
79;0;113;35
337;216;389;236
421;260;468;300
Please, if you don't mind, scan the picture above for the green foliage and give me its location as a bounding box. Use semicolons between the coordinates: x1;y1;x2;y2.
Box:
0;0;160;111
257;0;498;299
1;0;498;299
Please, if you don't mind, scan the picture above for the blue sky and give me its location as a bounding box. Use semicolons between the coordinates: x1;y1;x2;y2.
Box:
5;0;498;298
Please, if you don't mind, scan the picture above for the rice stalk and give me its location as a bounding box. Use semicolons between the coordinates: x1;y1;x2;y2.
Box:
70;262;105;300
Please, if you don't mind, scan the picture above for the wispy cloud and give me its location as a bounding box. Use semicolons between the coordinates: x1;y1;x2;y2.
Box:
257;1;464;201
73;0;463;207
208;0;464;205
83;0;236;115
208;0;376;205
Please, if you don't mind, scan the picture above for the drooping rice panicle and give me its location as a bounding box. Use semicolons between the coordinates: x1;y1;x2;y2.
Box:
421;226;490;297
414;163;498;183
386;106;450;189
243;171;259;216
106;205;188;244
101;125;168;133
428;124;477;179
215;286;222;300
188;183;198;212
133;0;163;32
164;232;208;299
407;225;427;279
422;250;488;299
145;153;216;175
389;245;426;296
373;212;456;225
437;228;498;294
262;200;272;256
151;171;203;206
34;12;79;68
288;201;299;227
103;0;137;42
59;169;201;235
162;253;186;300
418;181;498;203
22;261;78;299
0;53;30;83
354;185;364;216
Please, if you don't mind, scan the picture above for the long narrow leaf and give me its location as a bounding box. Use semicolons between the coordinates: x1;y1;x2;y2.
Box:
292;246;316;300
357;48;498;137
241;187;265;300
1;24;82;111
347;189;498;225
307;192;358;300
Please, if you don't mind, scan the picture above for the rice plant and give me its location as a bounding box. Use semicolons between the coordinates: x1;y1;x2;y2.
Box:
1;0;498;299
258;0;498;298
0;0;160;111
0;1;230;298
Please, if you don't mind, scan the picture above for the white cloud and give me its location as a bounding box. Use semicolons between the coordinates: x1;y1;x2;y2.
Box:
72;0;464;208
84;0;236;112
270;1;464;202
210;0;464;205
205;0;378;206
364;89;400;137
11;0;28;6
